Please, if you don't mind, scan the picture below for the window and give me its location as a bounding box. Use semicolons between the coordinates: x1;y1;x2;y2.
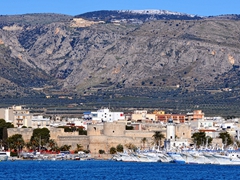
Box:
92;113;97;117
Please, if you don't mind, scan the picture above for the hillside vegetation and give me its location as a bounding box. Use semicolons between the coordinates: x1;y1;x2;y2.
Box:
0;12;240;116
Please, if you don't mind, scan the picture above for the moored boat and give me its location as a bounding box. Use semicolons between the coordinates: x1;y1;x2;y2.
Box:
0;151;9;161
167;152;185;164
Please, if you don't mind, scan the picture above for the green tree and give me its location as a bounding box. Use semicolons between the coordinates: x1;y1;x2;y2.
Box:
219;131;233;146
0;119;14;128
25;136;40;152
125;143;137;152
116;144;124;152
0;119;13;141
191;132;213;147
141;137;147;149
47;139;57;151
110;147;117;154
31;127;50;146
152;131;165;147
126;125;134;130
7;134;25;156
76;144;84;152
99;149;105;154
59;145;71;151
78;128;87;135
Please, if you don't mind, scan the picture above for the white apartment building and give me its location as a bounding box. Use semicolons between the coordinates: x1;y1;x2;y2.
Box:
31;115;50;128
89;108;125;122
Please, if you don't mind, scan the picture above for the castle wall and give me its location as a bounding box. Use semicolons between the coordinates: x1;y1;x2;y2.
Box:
175;123;192;139
7;128;33;142
87;124;103;136
103;122;125;136
49;128;79;140
57;135;89;150
7;121;191;153
124;130;154;138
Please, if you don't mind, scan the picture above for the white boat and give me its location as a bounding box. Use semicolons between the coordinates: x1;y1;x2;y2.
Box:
191;152;211;164
181;152;196;164
202;152;219;164
141;152;161;162
158;153;173;163
50;157;56;161
113;153;139;162
135;154;150;162
0;151;8;161
228;153;240;165
213;152;240;165
135;153;159;162
167;152;185;164
213;153;233;165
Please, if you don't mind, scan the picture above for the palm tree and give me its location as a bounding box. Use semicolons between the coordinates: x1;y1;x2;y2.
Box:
60;145;71;151
152;131;165;148
30;136;40;151
25;142;32;151
141;137;147;150
15;138;25;158
76;144;84;152
48;139;57;151
219;131;233;146
125;143;137;152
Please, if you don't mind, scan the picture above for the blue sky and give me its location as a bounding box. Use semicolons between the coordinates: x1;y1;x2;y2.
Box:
1;0;239;16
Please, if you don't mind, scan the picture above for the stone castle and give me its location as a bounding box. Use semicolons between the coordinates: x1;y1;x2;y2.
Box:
7;121;191;154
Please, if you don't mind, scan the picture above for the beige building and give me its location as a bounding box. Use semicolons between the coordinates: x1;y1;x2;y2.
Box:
0;106;14;122
186;110;205;121
131;110;156;122
0;105;32;127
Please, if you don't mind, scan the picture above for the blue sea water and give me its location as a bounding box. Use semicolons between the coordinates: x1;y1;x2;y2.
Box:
0;160;239;180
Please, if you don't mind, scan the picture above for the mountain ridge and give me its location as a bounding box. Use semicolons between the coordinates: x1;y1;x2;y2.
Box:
0;10;240;115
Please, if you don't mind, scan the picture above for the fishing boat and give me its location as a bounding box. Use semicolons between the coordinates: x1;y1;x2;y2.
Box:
167;152;185;164
0;151;9;161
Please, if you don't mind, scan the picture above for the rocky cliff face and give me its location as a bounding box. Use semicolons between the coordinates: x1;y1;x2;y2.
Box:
0;11;240;112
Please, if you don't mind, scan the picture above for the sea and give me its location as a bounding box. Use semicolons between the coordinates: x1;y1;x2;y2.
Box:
0;160;239;180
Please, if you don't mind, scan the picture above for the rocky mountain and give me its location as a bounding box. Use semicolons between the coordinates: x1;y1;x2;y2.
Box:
1;10;240;115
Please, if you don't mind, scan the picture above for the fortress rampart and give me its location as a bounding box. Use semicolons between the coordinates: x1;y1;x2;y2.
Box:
7;121;173;153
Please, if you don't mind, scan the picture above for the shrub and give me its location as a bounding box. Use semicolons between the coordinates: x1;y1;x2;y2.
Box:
110;147;117;154
116;144;123;152
99;149;105;154
126;125;134;130
10;151;18;157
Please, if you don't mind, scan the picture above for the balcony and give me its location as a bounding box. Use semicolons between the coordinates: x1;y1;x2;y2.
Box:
17;122;23;125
